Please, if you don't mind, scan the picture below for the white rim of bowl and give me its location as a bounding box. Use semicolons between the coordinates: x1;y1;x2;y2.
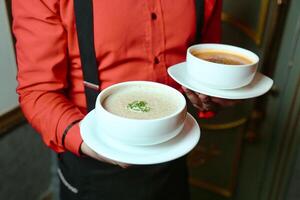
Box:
96;81;187;122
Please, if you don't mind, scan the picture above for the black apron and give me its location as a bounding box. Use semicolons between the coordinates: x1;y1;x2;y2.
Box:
58;1;204;199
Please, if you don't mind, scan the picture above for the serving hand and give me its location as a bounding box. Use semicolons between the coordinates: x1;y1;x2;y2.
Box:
80;142;130;168
182;87;241;113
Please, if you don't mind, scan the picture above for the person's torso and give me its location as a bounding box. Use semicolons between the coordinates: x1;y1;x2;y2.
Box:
59;0;196;112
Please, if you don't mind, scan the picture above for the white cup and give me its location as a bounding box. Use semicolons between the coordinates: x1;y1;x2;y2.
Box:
186;43;259;89
94;81;187;146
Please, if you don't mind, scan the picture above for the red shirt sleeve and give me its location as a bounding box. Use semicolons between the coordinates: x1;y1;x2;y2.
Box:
202;0;222;43
12;0;84;156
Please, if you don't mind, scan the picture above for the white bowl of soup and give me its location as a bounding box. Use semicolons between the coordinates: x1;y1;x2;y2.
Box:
94;81;187;146
186;43;259;89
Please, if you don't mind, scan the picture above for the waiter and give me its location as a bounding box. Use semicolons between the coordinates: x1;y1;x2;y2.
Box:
12;0;235;199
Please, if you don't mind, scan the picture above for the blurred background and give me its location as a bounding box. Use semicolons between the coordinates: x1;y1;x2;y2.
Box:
0;0;300;199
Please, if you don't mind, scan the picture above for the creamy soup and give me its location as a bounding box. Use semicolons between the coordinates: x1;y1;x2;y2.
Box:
102;85;180;119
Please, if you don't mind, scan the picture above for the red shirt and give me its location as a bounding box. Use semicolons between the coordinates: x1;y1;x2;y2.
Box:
12;0;221;156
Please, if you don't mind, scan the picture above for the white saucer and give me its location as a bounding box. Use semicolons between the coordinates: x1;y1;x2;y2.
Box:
80;110;201;165
168;62;274;99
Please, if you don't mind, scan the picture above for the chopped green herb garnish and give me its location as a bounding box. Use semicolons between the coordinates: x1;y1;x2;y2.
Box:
127;101;150;112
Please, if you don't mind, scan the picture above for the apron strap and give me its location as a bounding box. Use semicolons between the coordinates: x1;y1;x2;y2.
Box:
74;0;99;112
194;0;205;43
73;0;204;112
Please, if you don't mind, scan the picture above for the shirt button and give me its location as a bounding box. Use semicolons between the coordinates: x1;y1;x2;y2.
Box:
151;13;157;20
154;57;160;64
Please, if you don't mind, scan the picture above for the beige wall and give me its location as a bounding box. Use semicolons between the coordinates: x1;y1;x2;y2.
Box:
0;0;18;115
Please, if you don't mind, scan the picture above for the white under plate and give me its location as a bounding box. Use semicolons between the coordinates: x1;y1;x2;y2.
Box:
168;62;274;99
80;110;201;165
